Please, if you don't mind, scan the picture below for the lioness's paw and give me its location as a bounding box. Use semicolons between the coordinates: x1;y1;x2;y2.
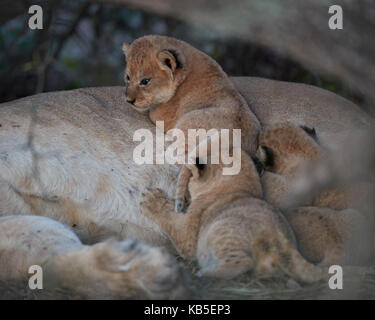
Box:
91;239;189;299
140;188;174;216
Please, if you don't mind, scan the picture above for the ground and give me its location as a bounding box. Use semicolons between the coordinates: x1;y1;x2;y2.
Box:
1;259;374;300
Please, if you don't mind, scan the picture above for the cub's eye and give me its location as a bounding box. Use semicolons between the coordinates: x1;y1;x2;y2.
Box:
126;75;130;81
140;78;150;86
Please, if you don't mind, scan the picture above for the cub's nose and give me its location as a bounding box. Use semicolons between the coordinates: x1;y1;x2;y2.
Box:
127;98;136;105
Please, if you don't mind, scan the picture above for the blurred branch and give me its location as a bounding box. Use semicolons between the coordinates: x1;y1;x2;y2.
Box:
33;1;91;93
89;0;375;108
53;2;91;59
33;2;55;93
0;0;27;26
0;22;29;60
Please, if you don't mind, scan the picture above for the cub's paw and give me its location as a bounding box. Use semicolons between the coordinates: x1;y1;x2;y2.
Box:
91;239;190;299
140;188;174;217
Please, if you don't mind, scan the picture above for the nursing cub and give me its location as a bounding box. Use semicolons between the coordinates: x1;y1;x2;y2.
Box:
123;35;261;210
141;147;325;283
257;122;372;266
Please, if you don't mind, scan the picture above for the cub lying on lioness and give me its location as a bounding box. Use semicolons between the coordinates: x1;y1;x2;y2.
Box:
122;35;261;211
122;35;259;152
257;122;372;266
141;148;325;283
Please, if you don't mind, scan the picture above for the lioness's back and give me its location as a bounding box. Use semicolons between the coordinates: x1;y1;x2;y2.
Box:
0;77;369;241
232;77;371;149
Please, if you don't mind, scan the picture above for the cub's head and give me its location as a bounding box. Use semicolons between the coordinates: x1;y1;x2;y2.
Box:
256;122;322;175
184;150;264;201
122;35;186;112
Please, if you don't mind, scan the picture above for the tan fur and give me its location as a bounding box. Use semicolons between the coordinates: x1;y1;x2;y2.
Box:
282;207;369;266
0;216;188;299
257;122;323;176
175;165;193;212
257;122;352;208
257;122;372;265
0;77;369;296
123;35;261;210
141;151;325;283
123;35;260;152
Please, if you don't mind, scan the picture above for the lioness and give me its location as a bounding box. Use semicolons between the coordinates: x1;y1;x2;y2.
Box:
0;215;188;299
257;122;373;266
141;145;325;283
0;76;369;297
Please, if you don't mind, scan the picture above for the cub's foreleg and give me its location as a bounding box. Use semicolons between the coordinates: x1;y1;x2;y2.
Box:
141;188;200;259
175;165;191;212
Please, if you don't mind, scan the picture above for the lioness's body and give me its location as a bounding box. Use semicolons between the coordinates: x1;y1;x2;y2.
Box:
1;79;368;246
0;77;370;295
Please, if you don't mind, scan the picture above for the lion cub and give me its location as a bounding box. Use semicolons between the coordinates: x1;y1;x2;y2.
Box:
257;122;371;266
141;149;325;283
122;35;259;152
123;35;260;210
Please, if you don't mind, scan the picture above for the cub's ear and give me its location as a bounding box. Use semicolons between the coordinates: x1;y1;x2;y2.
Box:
195;157;206;172
256;145;274;170
193;157;206;177
261;146;275;169
187;157;205;179
300;125;317;141
251;156;264;176
157;50;177;73
157;49;184;74
122;42;131;55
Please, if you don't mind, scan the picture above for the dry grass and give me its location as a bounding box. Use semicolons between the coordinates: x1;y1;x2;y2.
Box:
1;263;375;300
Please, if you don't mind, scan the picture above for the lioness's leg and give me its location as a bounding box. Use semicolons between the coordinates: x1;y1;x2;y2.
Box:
140;188;200;259
0;215;188;299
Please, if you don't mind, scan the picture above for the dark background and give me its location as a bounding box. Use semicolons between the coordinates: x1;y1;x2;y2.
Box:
0;0;374;300
0;0;370;109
